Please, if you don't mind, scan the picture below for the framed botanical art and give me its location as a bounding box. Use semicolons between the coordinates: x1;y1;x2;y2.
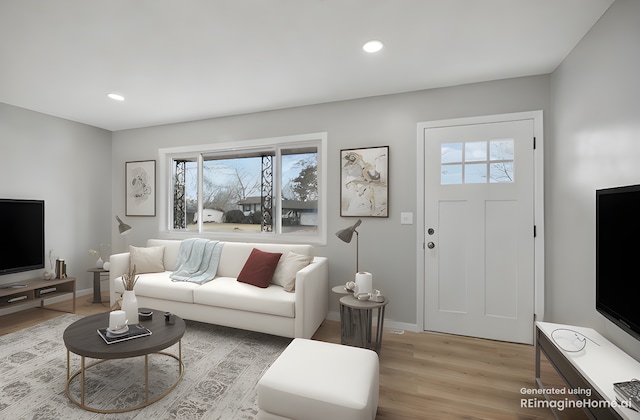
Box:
125;160;156;216
340;146;389;217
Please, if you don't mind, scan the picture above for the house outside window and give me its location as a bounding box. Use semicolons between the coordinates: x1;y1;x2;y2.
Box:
160;133;327;244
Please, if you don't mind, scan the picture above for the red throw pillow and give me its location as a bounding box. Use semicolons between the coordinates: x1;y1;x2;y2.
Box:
237;248;283;288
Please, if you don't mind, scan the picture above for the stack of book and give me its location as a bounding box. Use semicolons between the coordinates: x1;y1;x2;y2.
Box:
97;324;152;344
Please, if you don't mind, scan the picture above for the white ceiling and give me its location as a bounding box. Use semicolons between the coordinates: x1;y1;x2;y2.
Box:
0;0;613;131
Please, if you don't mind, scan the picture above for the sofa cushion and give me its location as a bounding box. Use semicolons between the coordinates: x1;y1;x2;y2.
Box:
147;239;182;271
217;242;313;278
237;248;282;288
194;277;295;317
272;251;313;292
113;271;197;303
130;245;165;274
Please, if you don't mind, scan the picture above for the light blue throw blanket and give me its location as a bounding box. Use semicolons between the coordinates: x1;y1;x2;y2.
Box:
170;238;224;284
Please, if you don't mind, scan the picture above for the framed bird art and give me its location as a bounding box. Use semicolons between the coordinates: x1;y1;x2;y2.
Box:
340;146;389;217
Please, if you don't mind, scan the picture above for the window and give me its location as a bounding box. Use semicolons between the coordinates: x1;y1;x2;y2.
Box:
161;133;327;244
440;139;514;185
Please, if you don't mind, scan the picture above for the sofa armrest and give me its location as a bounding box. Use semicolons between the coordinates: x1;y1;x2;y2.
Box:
294;256;329;338
109;252;130;306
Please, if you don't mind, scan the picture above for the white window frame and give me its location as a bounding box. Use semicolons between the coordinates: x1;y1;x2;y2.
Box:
158;132;327;245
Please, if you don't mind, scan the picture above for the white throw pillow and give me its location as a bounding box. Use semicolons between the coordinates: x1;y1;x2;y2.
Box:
271;251;312;292
129;245;165;274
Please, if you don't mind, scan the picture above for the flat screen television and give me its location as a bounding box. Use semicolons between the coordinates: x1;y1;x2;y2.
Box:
596;184;640;340
0;199;45;276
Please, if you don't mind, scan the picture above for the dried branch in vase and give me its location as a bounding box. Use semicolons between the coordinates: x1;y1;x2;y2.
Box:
121;264;139;291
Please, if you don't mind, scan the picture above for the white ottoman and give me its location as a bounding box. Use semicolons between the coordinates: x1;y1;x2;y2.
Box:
258;338;379;420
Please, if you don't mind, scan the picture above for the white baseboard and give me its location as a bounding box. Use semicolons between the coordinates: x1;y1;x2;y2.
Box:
326;310;420;333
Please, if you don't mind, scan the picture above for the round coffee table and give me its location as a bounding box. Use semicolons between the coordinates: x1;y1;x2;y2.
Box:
63;309;185;413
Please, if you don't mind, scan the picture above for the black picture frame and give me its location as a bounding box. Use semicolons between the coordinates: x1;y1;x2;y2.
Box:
125;160;156;216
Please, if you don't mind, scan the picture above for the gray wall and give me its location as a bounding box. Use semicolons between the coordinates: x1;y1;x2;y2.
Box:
112;75;550;328
5;0;640;358
0;103;112;297
549;0;640;358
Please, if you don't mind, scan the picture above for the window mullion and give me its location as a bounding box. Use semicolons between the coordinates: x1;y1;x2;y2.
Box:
197;153;204;233
274;148;283;234
261;154;274;232
173;160;186;229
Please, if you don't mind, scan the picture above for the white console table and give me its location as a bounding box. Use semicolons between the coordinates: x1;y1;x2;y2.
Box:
536;321;640;419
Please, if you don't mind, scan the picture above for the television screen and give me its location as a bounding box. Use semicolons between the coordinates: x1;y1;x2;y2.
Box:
596;185;640;340
0;199;45;275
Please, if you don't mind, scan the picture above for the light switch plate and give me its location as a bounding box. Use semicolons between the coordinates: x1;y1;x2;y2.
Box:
400;212;413;225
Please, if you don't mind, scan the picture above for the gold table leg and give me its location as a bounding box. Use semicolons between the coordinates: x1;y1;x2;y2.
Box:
65;339;184;414
145;354;149;403
81;356;85;408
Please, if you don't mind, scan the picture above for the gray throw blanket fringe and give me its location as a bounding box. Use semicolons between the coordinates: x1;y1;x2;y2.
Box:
170;238;224;284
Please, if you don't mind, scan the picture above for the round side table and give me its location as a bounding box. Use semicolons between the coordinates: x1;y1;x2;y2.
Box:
339;294;388;352
331;285;352;295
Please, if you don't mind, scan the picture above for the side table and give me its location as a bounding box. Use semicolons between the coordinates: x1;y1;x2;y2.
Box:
331;284;352;295
87;268;109;304
339;294;388;352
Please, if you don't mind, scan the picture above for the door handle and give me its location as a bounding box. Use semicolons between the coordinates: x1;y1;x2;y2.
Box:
427;242;435;249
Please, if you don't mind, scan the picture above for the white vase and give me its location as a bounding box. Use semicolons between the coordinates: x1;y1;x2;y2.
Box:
121;290;139;325
96;257;104;268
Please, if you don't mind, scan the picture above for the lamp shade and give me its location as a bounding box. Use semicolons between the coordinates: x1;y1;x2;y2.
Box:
336;219;362;273
335;219;362;243
116;215;132;235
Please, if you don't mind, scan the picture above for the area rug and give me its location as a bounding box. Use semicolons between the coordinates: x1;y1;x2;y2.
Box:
0;313;291;419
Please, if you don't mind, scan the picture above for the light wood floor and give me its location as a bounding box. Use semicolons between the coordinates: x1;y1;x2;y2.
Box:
0;295;587;419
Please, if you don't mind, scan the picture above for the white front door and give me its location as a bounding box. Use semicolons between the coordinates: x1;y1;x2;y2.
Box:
422;117;536;344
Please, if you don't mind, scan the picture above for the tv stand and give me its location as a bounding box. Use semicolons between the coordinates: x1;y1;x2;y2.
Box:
536;321;640;419
0;277;76;313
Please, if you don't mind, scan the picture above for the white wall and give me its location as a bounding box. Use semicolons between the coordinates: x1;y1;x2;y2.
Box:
549;0;640;358
112;75;550;328
0;103;112;298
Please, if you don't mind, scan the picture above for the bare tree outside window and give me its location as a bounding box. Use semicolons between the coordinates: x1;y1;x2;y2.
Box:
440;139;514;185
170;142;320;237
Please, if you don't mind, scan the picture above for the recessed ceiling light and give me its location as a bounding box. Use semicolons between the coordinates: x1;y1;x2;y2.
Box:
107;93;125;101
363;40;384;53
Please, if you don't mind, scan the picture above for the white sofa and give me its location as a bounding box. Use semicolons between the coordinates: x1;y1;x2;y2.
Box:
109;239;329;339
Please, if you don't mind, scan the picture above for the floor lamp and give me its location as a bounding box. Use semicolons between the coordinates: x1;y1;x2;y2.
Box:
115;215;132;252
335;219;362;274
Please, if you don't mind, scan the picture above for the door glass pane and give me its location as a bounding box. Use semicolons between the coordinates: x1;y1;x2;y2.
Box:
441;139;514;185
464;163;487;183
490;162;514;183
441;143;462;164
465;141;487;162
441;164;462;185
490;139;514;161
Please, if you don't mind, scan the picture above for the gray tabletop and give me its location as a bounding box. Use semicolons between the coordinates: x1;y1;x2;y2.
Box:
63;309;185;359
